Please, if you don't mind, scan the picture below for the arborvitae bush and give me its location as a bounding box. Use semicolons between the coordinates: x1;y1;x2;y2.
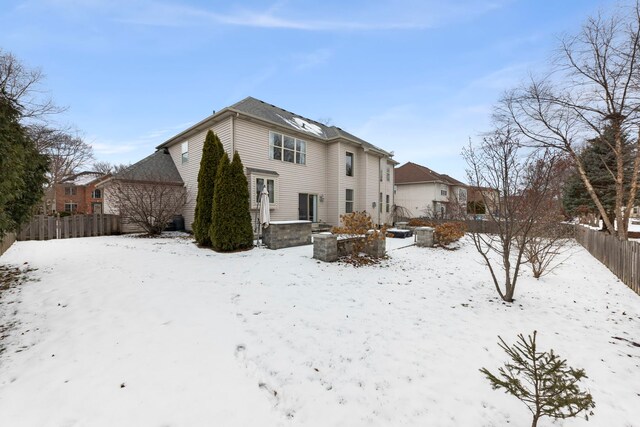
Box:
193;130;224;246
434;222;466;247
210;152;253;252
480;331;595;427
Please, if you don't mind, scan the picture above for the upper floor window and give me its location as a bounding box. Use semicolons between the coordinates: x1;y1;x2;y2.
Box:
346;152;354;176
64;186;76;196
181;141;189;164
91;189;102;198
458;188;467;203
441;189;448;196
386;167;391;181
269;131;306;165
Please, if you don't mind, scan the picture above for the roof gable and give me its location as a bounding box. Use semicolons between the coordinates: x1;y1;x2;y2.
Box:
112;149;183;184
395;162;466;186
158;97;393;157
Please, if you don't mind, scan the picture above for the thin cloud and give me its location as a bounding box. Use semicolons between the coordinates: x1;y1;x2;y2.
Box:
294;48;333;71
36;0;510;31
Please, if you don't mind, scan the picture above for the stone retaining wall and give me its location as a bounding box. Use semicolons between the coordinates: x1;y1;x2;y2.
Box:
314;233;386;262
262;221;312;249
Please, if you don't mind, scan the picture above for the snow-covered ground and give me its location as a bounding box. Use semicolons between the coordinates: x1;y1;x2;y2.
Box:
0;234;638;427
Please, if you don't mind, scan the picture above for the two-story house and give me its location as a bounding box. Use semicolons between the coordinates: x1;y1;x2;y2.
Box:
51;171;108;214
394;162;467;219
106;97;397;230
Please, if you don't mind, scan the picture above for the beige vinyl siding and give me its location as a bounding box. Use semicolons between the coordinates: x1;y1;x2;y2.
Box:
395;182;439;218
168;118;232;230
365;152;381;224
326;142;340;225
233;118;328;223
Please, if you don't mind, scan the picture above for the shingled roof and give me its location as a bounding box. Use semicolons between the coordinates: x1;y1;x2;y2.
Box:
112;149;183;184
395;162;466;186
158;97;393;158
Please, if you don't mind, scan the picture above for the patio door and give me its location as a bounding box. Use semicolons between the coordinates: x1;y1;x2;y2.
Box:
298;193;318;222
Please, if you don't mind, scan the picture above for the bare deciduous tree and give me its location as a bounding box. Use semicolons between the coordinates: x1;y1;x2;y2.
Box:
0;49;64;121
107;178;187;236
92;161;131;175
497;2;640;240
519;159;574;278
27;125;94;185
464;128;557;302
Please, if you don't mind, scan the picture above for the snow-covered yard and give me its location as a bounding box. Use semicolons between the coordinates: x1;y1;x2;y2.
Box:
0;234;638;426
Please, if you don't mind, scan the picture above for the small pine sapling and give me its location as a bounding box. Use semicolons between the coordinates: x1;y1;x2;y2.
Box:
480;331;595;427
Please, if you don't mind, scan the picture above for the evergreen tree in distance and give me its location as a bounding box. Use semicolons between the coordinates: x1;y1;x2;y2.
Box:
563;126;634;228
193;130;224;246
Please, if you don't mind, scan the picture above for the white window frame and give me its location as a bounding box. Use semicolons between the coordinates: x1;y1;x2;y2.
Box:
251;174;278;209
345;189;354;213
181;141;189;164
64;203;78;213
269;131;306;165
457;188;467;203
91;189;101;199
386;167;391;181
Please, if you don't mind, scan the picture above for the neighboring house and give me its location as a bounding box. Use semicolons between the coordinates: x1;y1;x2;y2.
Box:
98;149;185;233
467;186;500;217
394;162;468;219
50;171;108;214
151;97;397;229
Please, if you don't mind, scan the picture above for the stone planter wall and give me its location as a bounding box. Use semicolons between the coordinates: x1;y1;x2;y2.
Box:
262;221;312;249
314;233;386;262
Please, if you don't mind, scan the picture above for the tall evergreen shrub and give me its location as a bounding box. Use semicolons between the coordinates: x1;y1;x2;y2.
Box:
193;130;224;246
210;152;253;251
0;95;48;237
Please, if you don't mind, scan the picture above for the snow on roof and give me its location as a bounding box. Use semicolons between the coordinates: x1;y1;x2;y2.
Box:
276;114;324;137
64;172;103;186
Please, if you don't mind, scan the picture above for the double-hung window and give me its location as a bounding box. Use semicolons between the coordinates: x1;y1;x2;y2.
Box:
269;131;306;164
386;195;390;213
345;189;354;213
64;186;76;196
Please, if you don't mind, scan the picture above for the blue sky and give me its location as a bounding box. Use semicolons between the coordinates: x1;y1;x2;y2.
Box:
0;0;619;180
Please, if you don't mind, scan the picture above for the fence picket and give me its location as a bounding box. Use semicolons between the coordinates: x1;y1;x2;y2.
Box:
15;215;121;242
575;226;639;296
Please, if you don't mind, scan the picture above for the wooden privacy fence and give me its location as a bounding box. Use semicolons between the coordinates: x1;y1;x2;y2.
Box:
17;214;121;241
0;232;17;257
574;226;640;296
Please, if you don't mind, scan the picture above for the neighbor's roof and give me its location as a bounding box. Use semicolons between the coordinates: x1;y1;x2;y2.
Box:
157;96;395;159
111;149;184;184
61;171;105;186
395;162;467;186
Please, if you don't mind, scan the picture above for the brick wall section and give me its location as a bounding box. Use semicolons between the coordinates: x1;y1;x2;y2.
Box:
54;182;104;214
262;221;312;249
